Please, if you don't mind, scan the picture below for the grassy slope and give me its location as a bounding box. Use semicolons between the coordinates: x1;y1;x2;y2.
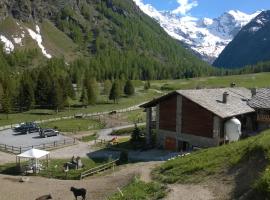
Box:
153;130;270;198
0;17;80;62
152;72;270;91
109;179;166;200
41;20;80;61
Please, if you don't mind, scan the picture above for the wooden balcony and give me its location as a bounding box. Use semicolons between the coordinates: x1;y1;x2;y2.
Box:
257;114;270;122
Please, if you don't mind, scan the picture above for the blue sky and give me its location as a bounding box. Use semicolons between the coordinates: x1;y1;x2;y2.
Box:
143;0;270;18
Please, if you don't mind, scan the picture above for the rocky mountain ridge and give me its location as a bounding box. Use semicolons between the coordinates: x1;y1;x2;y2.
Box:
133;0;260;63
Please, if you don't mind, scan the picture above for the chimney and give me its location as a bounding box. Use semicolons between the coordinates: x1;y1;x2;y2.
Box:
223;92;229;103
251;88;257;97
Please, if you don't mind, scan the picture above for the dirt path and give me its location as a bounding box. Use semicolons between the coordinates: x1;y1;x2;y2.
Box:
0;151;14;164
166;184;215;200
0;161;161;200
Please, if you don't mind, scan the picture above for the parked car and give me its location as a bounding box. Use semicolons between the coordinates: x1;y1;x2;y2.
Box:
39;129;59;138
14;122;40;134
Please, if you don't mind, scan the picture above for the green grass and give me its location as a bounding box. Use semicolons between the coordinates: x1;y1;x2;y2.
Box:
40;118;104;133
41;20;80;61
0;89;159;126
109;178;166;200
151;72;270;91
152;129;270;197
0;158;106;180
80;133;98;142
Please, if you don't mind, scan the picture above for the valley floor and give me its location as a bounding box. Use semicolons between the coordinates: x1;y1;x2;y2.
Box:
0;162;161;200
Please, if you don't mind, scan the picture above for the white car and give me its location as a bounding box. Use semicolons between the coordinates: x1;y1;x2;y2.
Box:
39;129;59;138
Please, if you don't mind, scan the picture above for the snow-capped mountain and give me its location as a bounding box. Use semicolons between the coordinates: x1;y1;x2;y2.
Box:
133;0;261;63
214;10;270;68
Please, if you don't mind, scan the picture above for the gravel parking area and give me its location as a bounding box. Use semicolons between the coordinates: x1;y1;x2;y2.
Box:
0;129;72;148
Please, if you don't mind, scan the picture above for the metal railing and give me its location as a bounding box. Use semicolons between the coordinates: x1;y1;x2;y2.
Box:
0;138;77;154
80;159;119;179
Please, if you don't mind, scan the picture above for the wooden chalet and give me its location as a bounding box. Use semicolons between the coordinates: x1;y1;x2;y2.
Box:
141;88;257;151
248;88;270;130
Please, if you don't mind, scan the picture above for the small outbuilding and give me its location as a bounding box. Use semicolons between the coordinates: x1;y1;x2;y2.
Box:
16;148;50;174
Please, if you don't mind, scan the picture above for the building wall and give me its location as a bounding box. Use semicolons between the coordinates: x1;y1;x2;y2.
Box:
182;97;214;138
159;95;177;132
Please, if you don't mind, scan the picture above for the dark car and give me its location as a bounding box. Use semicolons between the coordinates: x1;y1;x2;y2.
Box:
39;129;59;138
14;122;40;134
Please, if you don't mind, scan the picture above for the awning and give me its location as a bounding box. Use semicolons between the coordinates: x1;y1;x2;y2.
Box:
17;148;50;159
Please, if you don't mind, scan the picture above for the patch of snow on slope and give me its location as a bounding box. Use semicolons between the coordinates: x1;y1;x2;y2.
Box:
0;35;14;53
27;25;52;59
13;37;23;45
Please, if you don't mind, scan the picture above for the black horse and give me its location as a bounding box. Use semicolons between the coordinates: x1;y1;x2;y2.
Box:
70;187;86;200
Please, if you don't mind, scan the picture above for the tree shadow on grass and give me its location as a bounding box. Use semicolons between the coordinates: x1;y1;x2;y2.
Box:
227;147;267;200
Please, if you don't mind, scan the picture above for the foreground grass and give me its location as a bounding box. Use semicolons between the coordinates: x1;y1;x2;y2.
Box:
40;118;105;133
109;178;166;200
0;158;106;180
153;129;270;197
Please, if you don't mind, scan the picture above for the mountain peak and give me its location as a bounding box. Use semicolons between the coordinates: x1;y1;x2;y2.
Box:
214;10;270;68
133;0;261;63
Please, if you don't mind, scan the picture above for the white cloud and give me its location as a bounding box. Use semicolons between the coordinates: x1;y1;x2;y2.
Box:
172;0;198;15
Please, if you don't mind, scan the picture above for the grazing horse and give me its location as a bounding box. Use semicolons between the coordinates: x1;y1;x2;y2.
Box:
70;187;86;200
35;194;52;200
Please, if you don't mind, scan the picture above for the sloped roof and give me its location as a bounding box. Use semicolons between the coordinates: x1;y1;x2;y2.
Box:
248;88;270;109
141;88;255;119
17;148;50;159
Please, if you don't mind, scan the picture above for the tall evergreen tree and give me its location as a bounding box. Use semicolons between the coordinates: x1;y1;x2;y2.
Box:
103;80;112;96
1;91;11;119
109;80;121;103
18;77;34;111
35;70;52;107
124;80;135;96
80;87;89;107
50;80;64;113
87;79;98;105
0;82;4;100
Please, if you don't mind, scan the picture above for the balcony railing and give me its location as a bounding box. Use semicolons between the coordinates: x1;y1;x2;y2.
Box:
257;114;270;122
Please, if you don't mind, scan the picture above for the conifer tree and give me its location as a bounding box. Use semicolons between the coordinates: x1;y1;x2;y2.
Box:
2;91;11;119
103;80;112;96
124;80;135;96
35;70;52;107
18;77;35;111
80;88;89;108
109;80;121;103
50;80;64;113
87;79;98;105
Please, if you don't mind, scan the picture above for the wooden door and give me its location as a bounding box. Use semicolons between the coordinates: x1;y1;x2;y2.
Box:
165;137;176;151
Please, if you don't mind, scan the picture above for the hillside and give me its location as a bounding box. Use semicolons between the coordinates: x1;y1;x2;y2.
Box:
214;10;270;68
0;0;213;79
153;130;270;199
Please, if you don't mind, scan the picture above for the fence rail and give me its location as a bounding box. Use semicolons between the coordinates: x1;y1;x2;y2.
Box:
0;138;76;154
80;159;119;179
0;104;144;132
